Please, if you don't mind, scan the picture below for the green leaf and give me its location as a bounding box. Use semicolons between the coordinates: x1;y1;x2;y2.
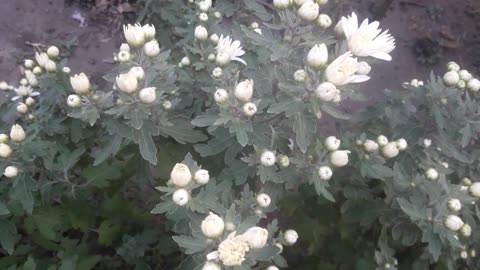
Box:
321;104;351;120
93;135;123;166
76;256;101;270
293;113;316;153
248;245;281;261
397;198;426;221
135;128;157;165
22;256;36;270
159;120;207;143
151;201;175;214
10;175;36;214
172;236;208;254
191;114;219;127
81;161;123;188
98;220;121;246
0;218;17;255
32;208;64;241
0;201;10;216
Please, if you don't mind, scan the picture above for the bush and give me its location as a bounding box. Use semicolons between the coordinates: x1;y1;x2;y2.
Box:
1;0;480;269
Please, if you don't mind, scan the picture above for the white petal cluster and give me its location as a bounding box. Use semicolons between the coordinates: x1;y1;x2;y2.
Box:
298;1;319;21
217;232;250;266
194;169;210;185
315;82;339;102
283;229;298;245
425;168;439;181
445;215;464;231
307;44;328;69
67;94;81;108
202;212;225;238
144;40;161;57
325;52;370;86
341;12;396;61
239;227;268;249
214;89;229;104
317;14;332;29
116;73;138;93
170;163;192;187
123;23;146;47
195;25;209;41
325;136;340;151
139;87;157;104
172;189;190;206
216;35;246;66
242;102;257;117
234;79;254;102
10;124;26;142
260;150;276;167
0;143;12;158
318;166;333;180
448;199;462;212
469;182;480;198
329;150;350;167
4;166;19;178
202;261;221;270
70;73;91;95
256;193;271;208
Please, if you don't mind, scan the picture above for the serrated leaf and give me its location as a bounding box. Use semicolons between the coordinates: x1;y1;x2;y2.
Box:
172;236;208;254
293;113;315;153
0;218;17;255
136;129;157;165
159;120;207;144
93;135;123;166
10;175;36;214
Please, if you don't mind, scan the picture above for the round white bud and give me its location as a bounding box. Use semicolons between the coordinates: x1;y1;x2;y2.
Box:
256;193;271;208
26;97;35;107
317;14;332;29
443;71;459;87
298;1;319;21
447;61;460;72
294;69;307;82
32;66;42;75
283;229;298;245
162;100;172;110
467;78;480;92
0;134;8;144
4;166;19;178
212;67;223;78
260;151;276;167
207;53;216;62
462;177;472;186
194;169;210;185
425;168;439;181
307;44;328;69
0;144;13;158
315;82;338;102
240;227;268;249
273;0;290;10
195;25;209;41
45;60;57;72
172;189;190;206
376;135;388;147
396;138;408;151
445;215;464;231
459;70;472;81
325;136;340;151
357;61;371;75
329;150;350;167
119;43;130;52
210;34;219;44
67;94;81;108
70;73;91;95
234;79;254;102
20;78;28;86
266;266;279;270
457;80;466;89
216;52;230;66
139;87;157;104
181;56;191;66
198;0;212;12
199;13;209;22
242;102;257;117
129;66;145;80
170;163;192;187
214;89;229;104
117;51;131;63
381;142;399;159
201;212;225;238
469;182;480;198
363;140;379;152
16;103;28;114
24;59;35;69
47;46;60;58
277;155;290;167
10;124;26;143
318;166;333;180
35;52;49;67
144;40;161;57
202;261;221;270
116;73;138;94
0;81;8;90
448;199;462;212
214;11;221;19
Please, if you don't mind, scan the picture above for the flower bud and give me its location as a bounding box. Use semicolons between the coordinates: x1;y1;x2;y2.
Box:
456;80;466;90
445;215;464;231
10;124;26;143
458;70;472;81
116;73;138;94
142;24;156;40
381;142;399;159
240;227;268;249
225;222;236;232
447;61;460;72
0;143;12;157
0;81;9;90
24;59;35;69
139;87;157;104
273;0;290;9
47;46;60;58
469;182;480;198
17;103;28;114
162;100;172;110
171;163;192;187
0;134;8;144
35;52;49;67
325;136;340;151
423;138;432;148
329;150;350;167
376;135;388;147
195;25;208;41
199;13;208;22
194;169;210;185
70;73;90;95
214;89;229;104
30;67;41;76
317;14;332;29
118;51;131;63
144;40;160;57
119;43;130;52
123;23;145;47
294;0;308;6
443;71;459;87
318;166;333;180
242;102;257;117
201;212;225;238
462;177;472;186
277;155;290;167
334;20;345;38
216;52;230;66
267;266;279;270
425;168;439;181
448;198;462;212
396;138;408;151
25;97;35;106
212;67;223;78
207;53;216;62
294;69;307;82
181;57;191;66
202;261;221;270
67;94;81;108
256;193;271;208
210;34;219;44
198;0;212;12
357;61;371;75
307;44;328;69
460;250;468;259
234;79;254;102
298;1;319;21
467;78;480;92
315;82;338;102
363;140;379;152
260;151;276;167
316;0;328;4
172;189;190;206
45;60;56;72
283;229;298;245
4;166;19;178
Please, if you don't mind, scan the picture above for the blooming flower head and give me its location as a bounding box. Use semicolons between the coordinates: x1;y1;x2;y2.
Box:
325;51;370;86
217;232;249;266
123;23;145;47
216;35;246;66
341;12;396;61
11;85;40;101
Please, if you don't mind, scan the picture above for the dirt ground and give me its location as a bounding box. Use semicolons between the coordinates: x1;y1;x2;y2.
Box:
0;0;479;105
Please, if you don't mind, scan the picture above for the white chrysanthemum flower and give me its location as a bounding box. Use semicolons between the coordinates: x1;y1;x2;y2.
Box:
217;232;250;266
239;227;268;249
202;261;221;270
11;85;40;101
341;12;396;61
35;52;49;67
325;51;370;86
216;35;246;66
202;212;225;238
123;23;145;47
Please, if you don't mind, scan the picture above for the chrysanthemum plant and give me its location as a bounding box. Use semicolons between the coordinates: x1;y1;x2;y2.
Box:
1;0;480;269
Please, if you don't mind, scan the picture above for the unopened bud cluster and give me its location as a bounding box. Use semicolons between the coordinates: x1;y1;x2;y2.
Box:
170;162;210;206
442;61;480;92
1;124;27;178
